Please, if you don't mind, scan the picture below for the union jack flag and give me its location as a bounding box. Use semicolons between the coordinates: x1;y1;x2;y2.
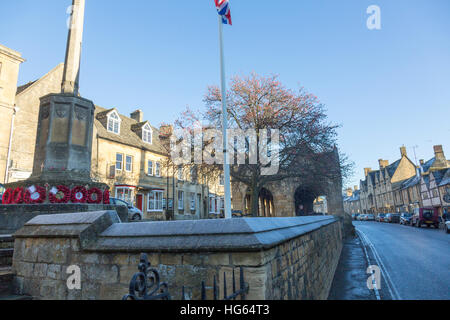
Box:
214;0;232;25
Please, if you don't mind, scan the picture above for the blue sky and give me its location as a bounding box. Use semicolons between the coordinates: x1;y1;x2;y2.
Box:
1;0;449;188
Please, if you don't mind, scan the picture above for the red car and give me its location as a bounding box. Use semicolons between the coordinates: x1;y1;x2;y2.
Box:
411;208;440;228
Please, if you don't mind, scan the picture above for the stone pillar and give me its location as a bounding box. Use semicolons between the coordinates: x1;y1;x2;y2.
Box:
61;0;85;95
27;0;95;184
32;94;95;182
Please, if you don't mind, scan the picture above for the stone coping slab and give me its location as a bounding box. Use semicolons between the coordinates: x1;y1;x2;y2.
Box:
14;211;120;248
95;215;338;252
24;211;112;226
13;210;339;253
0;204;128;235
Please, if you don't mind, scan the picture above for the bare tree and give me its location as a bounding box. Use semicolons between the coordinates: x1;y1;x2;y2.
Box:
175;73;353;216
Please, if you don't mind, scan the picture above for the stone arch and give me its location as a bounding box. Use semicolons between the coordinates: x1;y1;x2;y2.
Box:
294;187;319;216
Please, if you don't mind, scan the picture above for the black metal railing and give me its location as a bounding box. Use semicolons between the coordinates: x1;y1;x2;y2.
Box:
182;267;248;300
122;253;171;300
123;253;249;300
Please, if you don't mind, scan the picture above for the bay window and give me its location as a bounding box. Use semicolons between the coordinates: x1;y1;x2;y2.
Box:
116;187;133;204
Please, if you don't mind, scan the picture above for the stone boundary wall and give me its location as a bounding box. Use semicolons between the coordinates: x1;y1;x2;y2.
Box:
12;211;343;300
0;204;127;234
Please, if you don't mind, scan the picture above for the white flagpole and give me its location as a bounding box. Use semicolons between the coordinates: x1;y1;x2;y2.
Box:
218;15;232;219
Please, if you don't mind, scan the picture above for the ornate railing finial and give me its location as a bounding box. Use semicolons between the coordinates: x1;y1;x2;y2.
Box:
122;253;171;300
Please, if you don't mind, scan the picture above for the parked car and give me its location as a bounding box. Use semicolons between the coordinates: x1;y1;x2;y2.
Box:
352;213;360;221
376;214;386;222
110;198;143;221
358;214;368;221
411;207;440;228
385;213;400;223
445;220;450;234
366;214;375;221
400;213;412;225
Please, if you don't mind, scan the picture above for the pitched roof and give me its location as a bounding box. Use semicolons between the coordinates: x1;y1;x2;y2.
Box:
386;159;401;177
94;106;167;156
391;180;405;191
16;80;37;95
368;170;379;183
15;63;64;97
422;158;435;173
131;121;151;132
439;169;450;187
432;169;448;186
401;174;420;190
343;189;360;202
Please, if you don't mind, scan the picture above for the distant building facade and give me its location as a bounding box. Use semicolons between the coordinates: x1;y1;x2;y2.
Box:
0;44;25;186
417;146;450;216
357;147;416;214
91;107;219;220
351;145;450;216
343;187;361;215
313;196;328;214
0;43;225;220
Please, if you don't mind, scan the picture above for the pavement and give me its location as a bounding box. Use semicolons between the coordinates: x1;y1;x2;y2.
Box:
329;220;450;300
328;234;378;300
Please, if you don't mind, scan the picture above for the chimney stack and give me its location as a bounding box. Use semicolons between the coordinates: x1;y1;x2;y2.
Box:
354;185;358;191
400;146;407;157
378;159;389;169
130;110;143;123
432;145;448;169
434;145;444;160
364;168;372;177
159;124;174;138
346;188;353;197
419;159;424;166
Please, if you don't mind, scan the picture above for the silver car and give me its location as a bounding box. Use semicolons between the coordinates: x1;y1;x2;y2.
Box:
110;198;143;221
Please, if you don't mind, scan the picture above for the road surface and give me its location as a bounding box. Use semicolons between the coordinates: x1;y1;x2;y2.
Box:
354;221;450;300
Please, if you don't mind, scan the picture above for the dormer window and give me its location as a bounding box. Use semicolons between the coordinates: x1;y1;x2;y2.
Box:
142;124;152;144
107;111;121;134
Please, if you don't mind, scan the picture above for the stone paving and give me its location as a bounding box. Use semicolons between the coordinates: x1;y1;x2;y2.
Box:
328;235;377;300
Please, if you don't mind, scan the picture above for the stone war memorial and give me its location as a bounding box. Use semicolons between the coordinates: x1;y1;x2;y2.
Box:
0;0;348;301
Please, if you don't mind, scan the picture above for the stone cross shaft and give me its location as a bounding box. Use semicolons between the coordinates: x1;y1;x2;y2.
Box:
61;0;85;96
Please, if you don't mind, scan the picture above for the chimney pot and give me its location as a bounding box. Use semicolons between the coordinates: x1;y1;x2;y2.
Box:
419;159;424;165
